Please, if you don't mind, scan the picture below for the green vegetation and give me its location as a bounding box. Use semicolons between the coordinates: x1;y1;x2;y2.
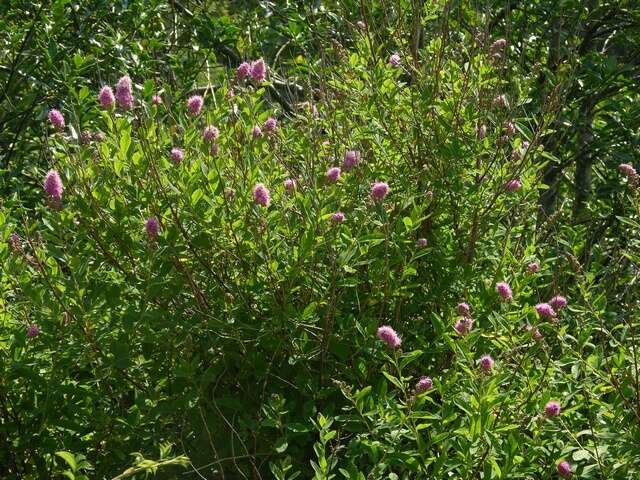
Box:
1;1;639;478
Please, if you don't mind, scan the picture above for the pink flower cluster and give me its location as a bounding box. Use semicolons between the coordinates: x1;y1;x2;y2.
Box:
495;281;513;301
27;324;40;338
203;125;219;142
457;302;471;316
619;163;639;187
493;94;507;109
99;86;115;108
115;76;134;109
535;295;567;319
237;59;267;82
171;148;184;163
557;460;572;478
377;325;401;349
545;400;561;417
188;95;204;115
415;376;433;393
535;303;556;318
263;117;277;133
326;167;341;183
44;170;64;201
371;182;390;201
145;216;160;240
454;317;474;336
505;178;522;192
48;109;65;130
490;38;507;52
331;212;345;224
343;150;361;171
479;354;494;371
253;183;271;207
416;238;428;248
8;232;21;253
284;179;295;193
527;262;540;273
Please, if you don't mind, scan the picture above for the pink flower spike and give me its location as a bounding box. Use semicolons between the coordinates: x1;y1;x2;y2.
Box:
170;148;184;163
490;39;507;52
187;95;203;115
457;302;471;316
377;325;401;349
495;281;513;301
48;109;65;130
549;295;567;310
533;328;543;341
416;238;428;248
27;324;40;338
415;376;433;393
250;59;266;82
388;53;401;67
98;86;115;109
557;461;572;478
503;121;517;136
284;179;295;193
151;94;162;106
479;354;494;372
252;126;262;138
505;179;522;192
343;150;361;171
115;76;134;109
263;117;277;133
527;262;540;273
253;183;270;207
44;169;64;200
371;182;390;201
544;400;561;417
203;125;220;142
326;167;341;183
145;217;160;240
493;94;507;108
619;163;637;177
236;62;251;80
8;232;22;253
535;303;557;318
331;212;345;224
454;317;474;337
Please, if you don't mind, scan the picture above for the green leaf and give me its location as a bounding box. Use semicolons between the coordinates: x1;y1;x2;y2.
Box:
399;349;423;369
382;371;403;390
56;451;77;472
78;86;89;100
274;438;288;453
119;129;131;160
144;79;154;97
355;386;372;400
73;54;84;68
191;189;204;207
572;449;591;461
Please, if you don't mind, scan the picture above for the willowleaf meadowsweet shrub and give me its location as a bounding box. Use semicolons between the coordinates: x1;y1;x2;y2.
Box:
2;3;640;479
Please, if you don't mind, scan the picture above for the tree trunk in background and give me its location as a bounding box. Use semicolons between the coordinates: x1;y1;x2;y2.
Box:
537;14;563;225
572;97;596;221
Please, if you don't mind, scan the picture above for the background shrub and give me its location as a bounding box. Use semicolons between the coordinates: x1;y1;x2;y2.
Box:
1;1;639;479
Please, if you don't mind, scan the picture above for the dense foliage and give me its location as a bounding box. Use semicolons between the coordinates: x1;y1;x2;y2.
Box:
1;1;640;479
